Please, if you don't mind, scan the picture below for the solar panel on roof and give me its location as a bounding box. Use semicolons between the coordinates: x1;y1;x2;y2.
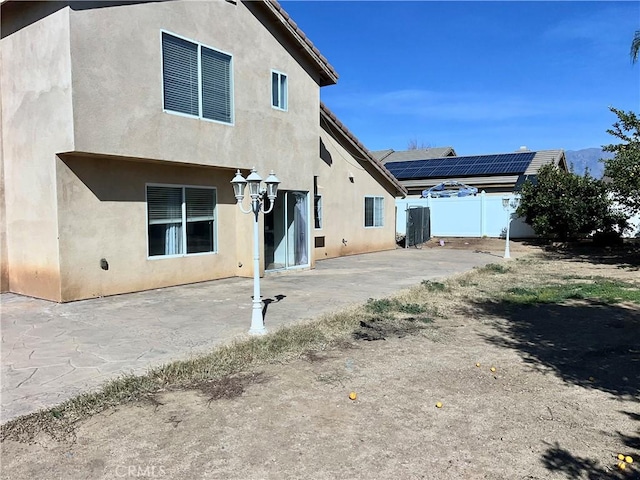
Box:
385;152;535;180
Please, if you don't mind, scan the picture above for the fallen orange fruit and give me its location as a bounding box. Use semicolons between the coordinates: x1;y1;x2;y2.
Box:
349;392;357;400
435;402;443;408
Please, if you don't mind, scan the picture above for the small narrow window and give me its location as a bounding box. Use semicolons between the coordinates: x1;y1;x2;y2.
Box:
313;176;322;229
271;70;288;110
364;196;384;228
314;195;323;229
147;185;217;257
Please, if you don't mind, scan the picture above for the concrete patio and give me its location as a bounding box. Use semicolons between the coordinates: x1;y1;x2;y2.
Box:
1;246;507;422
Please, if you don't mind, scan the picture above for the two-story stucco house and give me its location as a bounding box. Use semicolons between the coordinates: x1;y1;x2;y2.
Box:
0;0;406;302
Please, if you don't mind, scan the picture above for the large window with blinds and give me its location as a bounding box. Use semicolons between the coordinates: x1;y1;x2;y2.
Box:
161;31;233;124
364;196;384;228
147;185;217;257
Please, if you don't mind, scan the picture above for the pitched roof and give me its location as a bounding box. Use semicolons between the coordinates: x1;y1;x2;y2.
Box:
523;149;567;175
384;149;567;191
1;0;339;86
320;103;407;197
372;147;457;164
258;0;338;86
370;149;394;162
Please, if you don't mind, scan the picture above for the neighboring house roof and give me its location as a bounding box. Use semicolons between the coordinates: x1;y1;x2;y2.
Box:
371;147;457;164
385;149;567;192
320;103;407;197
523;149;567;175
0;0;339;86
371;149;395;162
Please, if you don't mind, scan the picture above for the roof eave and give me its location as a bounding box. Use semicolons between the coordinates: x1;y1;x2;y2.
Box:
259;0;338;86
320;103;407;197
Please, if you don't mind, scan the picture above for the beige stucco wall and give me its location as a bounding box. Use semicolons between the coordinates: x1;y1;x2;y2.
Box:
1;0;399;302
0;97;7;293
1;7;74;301
0;47;7;293
67;0;320;188
315;130;397;260
56;154;242;301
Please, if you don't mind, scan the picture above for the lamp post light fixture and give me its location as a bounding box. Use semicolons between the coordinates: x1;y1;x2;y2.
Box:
231;167;280;335
502;196;520;259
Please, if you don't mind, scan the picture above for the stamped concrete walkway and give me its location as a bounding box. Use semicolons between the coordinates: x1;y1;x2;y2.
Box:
1;247;506;422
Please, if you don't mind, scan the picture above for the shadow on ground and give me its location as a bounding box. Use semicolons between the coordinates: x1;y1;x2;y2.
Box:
530;241;640;271
471;296;640;478
541;442;628;480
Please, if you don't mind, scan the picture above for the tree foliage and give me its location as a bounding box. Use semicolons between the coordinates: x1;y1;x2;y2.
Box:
517;164;625;241
632;30;640;63
602;107;640;216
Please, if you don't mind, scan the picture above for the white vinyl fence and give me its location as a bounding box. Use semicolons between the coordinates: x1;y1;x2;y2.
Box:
396;192;535;239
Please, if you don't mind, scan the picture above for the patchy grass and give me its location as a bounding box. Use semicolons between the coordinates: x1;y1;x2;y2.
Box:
420;280;448;292
4;250;635;446
477;263;510;274
2;292;436;443
0;307;365;444
365;297;428;316
504;279;640;305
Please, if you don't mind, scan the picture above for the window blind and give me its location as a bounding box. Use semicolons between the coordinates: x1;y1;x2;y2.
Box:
201;46;232;123
186;188;215;222
162;33;199;116
148;186;183;225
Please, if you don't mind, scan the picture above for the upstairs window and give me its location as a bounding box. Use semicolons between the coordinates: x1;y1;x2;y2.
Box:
147;185;217;257
271;70;288;111
364;196;384;228
162;32;233;124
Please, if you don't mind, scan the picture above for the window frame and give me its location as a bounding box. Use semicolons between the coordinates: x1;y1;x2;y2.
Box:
364;195;384;228
146;183;218;259
160;30;234;125
270;69;288;111
313;193;323;230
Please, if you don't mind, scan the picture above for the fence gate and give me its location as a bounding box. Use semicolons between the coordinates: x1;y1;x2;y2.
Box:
406;206;430;247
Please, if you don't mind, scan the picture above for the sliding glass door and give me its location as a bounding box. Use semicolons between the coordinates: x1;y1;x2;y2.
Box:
264;191;309;271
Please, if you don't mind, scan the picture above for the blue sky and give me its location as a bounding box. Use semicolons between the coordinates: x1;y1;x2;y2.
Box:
281;1;640;155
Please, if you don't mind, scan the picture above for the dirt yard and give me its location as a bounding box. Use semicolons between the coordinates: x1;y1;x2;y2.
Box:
2;241;639;480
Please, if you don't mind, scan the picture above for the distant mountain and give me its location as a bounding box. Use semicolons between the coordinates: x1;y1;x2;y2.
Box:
565;148;613;178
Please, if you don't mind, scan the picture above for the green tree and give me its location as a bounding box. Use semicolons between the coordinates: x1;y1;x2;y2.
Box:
602;107;640;216
517;164;624;241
